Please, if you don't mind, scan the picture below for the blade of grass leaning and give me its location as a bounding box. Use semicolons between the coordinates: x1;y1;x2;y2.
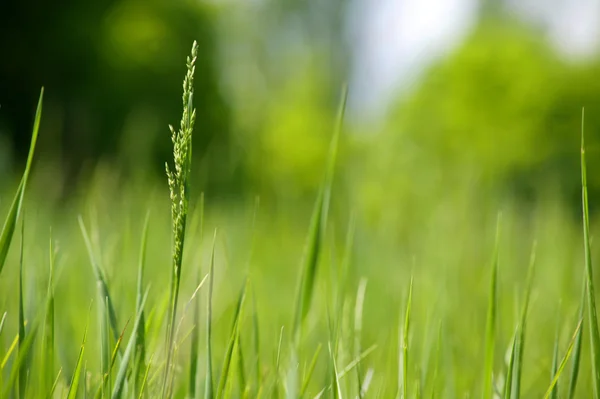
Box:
162;41;199;398
399;276;413;399
111;288;150;399
18;218;26;399
300;343;323;397
543;318;584;399
2;317;39;398
549;312;561;399
503;330;517;399
252;288;261;396
483;214;501;399
0;87;43;276
354;279;367;399
292;85;348;342
205;230;216;399
509;241;536;398
67;304;93;399
568;277;586;399
79;217;121;345
48;368;62;398
189;269;201;399
215;280;248;399
330;342;343;399
133;211;150;398
137;354;154;399
580;108;600;399
41;232;56;397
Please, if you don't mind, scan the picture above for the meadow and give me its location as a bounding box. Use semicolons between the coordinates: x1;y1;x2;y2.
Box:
1;41;599;399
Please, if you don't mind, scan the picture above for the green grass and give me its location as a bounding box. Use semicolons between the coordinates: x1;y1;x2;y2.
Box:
1;42;600;399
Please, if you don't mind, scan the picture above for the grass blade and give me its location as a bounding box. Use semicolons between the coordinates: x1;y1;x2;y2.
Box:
330;342;343;399
300;343;322;397
503;331;516;399
111;288;150;399
354;279;367;399
48;368;62;398
133;212;150;398
215;280;248;398
189;270;201;399
0;312;6;337
543;318;584;399
399;276;413;399
292;86;348;341
568;278;586;399
483;214;501;399
67;303;92;399
205;230;216;399
18;218;26;399
0;87;43;276
580;108;600;399
549;313;561;399
41;232;56;397
2;317;39;398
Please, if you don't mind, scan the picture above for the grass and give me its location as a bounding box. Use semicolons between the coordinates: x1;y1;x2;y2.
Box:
0;41;600;399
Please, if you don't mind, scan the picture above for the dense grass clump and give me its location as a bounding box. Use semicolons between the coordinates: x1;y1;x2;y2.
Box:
1;41;600;399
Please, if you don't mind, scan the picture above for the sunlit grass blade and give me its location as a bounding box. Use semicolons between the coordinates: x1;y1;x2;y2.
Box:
354;279;367;399
503;332;516;399
252;289;261;396
580;108;600;399
205;230;216;399
549;313;561;399
483;214;501;399
330;342;343;399
133;212;150;398
398;276;413;399
48;367;62;398
568;279;585;399
67;304;92;399
215;280;248;398
138;354;153;399
300;343;322;397
41;232;56;397
543;318;584;399
111;288;150;399
18;218;26;399
0;87;42;276
292;86;348;341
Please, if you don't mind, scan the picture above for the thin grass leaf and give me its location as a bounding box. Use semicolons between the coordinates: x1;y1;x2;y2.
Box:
354;279;367;399
330;343;343;399
67;304;92;399
1;332;19;370
549;313;561;399
48;367;62;398
205;230;217;399
0;312;6;337
189;270;201;399
41;232;56;397
568;278;586;399
0;87;43;276
2;317;38;398
215;280;248;399
138;354;153;399
543;318;584;399
292;86;348;341
581;108;600;399
252;288;261;396
79;217;120;344
483;214;501;399
300;343;322;397
503;331;516;399
511;242;536;398
399;276;413;399
133;212;150;398
111;288;150;399
18;218;26;399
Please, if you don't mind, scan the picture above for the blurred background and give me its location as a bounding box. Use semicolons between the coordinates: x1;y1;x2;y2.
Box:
2;0;600;395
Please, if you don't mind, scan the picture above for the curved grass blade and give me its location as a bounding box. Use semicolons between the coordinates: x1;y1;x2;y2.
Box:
67;303;93;399
483;214;501;399
568;278;586;399
0;87;43;276
215;280;248;398
111;288;150;399
580;108;600;399
300;343;322;397
399;276;413;399
543;318;584;399
2;317;39;398
205;230;216;399
354;279;367;399
503;330;516;399
330;342;343;399
549;314;561;399
48;367;62;398
292;85;348;342
18;218;26;399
